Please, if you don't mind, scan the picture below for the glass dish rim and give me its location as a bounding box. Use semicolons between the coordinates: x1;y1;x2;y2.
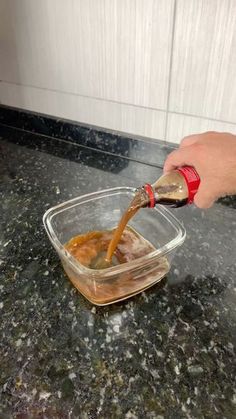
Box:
43;186;186;278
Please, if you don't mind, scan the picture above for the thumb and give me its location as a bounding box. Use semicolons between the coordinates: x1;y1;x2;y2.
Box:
193;183;216;209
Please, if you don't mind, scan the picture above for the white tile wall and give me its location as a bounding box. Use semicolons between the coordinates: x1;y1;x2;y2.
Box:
169;0;236;123
0;0;174;109
166;113;236;144
0;82;166;140
1;0;236;143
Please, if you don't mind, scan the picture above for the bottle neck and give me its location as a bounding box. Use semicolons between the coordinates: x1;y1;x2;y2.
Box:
143;183;188;208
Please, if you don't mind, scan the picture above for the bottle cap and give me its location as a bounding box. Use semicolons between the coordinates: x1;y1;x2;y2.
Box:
144;184;155;208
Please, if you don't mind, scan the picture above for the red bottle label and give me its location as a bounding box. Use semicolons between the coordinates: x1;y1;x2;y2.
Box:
177;166;200;203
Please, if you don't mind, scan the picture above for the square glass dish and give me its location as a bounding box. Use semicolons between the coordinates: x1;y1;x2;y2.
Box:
43;187;186;305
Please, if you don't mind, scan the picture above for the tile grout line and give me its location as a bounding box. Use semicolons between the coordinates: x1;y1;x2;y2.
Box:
0;107;170;146
0;80;165;115
165;111;236;126
1;81;236;126
164;0;177;144
1;96;236;127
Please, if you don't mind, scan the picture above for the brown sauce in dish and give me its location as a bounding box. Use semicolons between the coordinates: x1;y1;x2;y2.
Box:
64;226;169;305
65;226;154;269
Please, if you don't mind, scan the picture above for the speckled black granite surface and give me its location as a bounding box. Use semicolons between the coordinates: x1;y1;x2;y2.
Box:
0;105;171;167
0;116;236;419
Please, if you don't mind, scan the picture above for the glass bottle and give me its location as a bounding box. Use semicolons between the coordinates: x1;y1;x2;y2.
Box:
140;166;200;208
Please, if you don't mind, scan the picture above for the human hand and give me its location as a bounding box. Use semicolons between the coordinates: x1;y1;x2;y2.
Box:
164;132;236;209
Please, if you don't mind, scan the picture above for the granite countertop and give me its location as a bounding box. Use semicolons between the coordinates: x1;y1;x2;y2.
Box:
0;122;236;419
